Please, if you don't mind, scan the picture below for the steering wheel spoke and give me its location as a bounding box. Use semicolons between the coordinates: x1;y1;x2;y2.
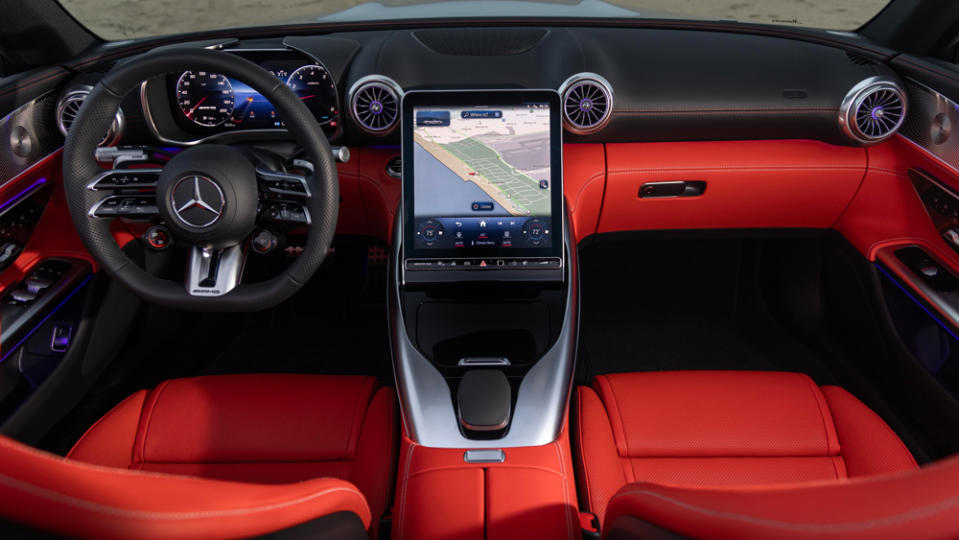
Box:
88;194;160;219
255;164;312;199
186;244;245;296
85;167;162;219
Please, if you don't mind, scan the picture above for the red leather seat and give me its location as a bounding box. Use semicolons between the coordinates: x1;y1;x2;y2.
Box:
63;374;397;537
0;433;372;539
574;371;918;527
603;455;959;539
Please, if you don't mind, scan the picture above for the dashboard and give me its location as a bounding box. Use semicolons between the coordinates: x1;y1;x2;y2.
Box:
112;28;903;150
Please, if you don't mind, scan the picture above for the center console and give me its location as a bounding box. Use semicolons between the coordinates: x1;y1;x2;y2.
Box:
391;89;575;447
389;88;581;538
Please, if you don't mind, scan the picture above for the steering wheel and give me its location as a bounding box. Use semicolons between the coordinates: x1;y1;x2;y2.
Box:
62;48;338;312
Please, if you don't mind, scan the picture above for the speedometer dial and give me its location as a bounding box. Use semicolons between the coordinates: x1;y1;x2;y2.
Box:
286;64;338;125
176;71;235;127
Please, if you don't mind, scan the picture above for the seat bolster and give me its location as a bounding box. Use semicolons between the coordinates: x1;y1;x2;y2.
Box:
0;435;372;540
604;454;959;540
592;371;841;458
133;374;377;465
820;386;918;477
67;389;147;468
349;386;399;528
574;386;629;524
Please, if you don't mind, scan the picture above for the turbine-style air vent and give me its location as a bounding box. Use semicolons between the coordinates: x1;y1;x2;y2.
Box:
840;77;907;144
56;87;123;146
559;73;613;135
349;75;402;136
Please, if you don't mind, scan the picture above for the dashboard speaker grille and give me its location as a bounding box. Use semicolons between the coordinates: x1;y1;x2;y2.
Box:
560;73;614;135
349;76;401;135
840;77;906;144
56;88;122;146
413;28;548;56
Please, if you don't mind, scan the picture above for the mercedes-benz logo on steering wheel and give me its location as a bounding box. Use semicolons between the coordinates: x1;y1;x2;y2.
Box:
171;175;225;228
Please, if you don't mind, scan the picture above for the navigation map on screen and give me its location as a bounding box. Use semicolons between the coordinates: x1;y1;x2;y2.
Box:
411;103;553;250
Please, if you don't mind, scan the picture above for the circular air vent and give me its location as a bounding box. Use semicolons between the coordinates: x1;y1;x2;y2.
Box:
57;87;123;146
839;77;907;145
349;75;402;135
559;73;614;135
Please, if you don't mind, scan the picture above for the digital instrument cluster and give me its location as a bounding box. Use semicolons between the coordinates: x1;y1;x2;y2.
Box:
169;53;339;135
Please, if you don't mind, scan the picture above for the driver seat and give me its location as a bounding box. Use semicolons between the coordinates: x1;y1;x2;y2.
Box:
4;374;397;538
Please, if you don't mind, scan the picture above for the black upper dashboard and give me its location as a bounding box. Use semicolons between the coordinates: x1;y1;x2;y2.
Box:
13;21;916;151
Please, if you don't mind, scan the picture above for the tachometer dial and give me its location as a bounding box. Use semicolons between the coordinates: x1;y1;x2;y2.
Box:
176;71;235;127
286;64;338;125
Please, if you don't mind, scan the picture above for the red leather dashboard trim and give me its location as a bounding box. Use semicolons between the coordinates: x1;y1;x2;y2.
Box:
392;427;579;540
563;144;606;240
598;140;866;233
0;434;372;540
834;136;959;270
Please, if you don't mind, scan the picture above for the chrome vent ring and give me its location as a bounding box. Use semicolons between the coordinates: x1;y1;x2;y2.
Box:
56;87;123;146
840;77;907;145
559;73;614;135
349;75;402;135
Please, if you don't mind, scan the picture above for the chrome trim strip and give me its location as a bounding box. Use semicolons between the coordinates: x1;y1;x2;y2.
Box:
458;357;511;366
463;449;505;463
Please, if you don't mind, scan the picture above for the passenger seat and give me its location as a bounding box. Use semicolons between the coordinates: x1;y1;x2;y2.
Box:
573;371;918;527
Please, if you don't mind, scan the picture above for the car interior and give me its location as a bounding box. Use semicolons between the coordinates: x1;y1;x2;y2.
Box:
3;0;959;538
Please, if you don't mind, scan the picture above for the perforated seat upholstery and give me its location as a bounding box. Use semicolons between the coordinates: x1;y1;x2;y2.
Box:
67;374;398;534
574;371;918;526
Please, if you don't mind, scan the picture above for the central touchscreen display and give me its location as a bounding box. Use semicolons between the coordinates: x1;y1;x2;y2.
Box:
403;90;563;263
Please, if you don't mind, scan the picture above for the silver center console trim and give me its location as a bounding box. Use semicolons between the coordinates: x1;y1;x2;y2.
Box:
389;207;578;448
464;449;506;463
458;357;511;367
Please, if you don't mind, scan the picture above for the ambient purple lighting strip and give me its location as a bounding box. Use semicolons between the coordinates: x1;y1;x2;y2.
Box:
0;177;48;214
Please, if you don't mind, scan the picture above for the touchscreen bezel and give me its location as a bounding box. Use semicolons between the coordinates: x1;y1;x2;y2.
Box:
401;89;564;261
